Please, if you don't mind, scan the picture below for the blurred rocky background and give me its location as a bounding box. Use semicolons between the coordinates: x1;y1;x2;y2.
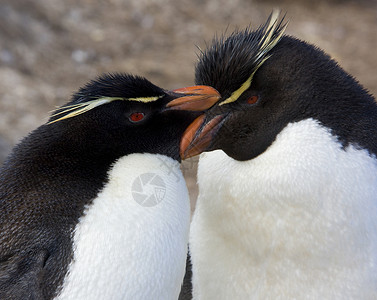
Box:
1;0;376;203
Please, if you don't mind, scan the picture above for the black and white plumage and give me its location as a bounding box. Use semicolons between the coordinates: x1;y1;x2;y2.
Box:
0;73;219;300
178;13;377;299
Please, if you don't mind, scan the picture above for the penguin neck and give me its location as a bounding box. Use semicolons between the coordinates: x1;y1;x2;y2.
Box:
55;153;190;300
192;118;377;299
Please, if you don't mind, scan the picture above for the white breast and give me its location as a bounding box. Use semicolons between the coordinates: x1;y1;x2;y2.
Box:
190;118;377;300
56;153;190;300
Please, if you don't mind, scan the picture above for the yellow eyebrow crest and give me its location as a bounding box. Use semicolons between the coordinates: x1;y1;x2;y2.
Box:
219;57;269;106
48;95;164;124
218;11;287;106
126;96;164;103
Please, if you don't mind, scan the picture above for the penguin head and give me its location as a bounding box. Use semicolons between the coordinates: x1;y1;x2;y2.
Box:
174;12;375;161
46;73;219;162
171;13;289;160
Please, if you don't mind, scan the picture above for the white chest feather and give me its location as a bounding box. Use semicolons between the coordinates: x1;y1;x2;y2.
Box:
56;154;190;300
190;119;377;300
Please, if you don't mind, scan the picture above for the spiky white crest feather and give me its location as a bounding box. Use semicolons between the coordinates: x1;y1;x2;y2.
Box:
195;12;287;107
48;95;164;124
219;11;287;106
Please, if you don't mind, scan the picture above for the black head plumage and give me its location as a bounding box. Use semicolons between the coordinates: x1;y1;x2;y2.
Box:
49;74;165;124
196;12;287;101
72;73;164;102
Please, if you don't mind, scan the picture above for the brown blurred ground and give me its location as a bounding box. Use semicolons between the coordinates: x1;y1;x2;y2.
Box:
0;0;376;204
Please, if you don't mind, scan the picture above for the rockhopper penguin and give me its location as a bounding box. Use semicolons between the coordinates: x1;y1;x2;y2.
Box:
174;12;377;299
0;73;219;300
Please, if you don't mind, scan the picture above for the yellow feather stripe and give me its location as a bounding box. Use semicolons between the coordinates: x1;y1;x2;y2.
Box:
48;98;113;124
126;96;164;103
259;10;280;51
219;56;270;106
48;95;164;124
219;11;287;106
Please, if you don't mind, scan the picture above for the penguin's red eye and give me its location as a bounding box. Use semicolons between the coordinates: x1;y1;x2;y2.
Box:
129;112;145;123
246;95;258;105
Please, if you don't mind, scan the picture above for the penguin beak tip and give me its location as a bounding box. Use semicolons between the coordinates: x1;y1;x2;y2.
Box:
180;114;227;159
166;86;221;111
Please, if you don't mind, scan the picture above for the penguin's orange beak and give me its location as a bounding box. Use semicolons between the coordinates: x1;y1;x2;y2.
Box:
165;85;225;160
180;114;227;159
166;86;221;111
